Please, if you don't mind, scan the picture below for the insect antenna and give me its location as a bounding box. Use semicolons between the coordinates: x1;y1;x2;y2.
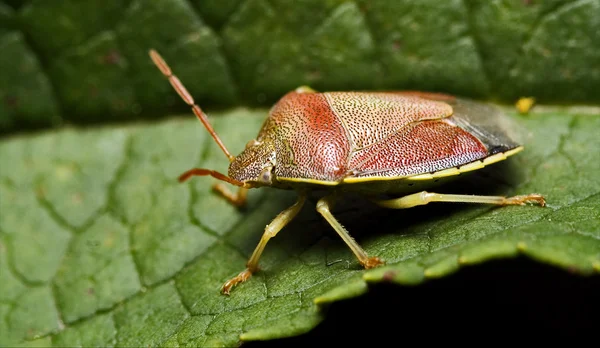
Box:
149;49;235;162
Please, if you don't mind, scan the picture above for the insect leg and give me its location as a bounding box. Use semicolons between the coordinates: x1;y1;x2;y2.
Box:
221;193;307;295
316;196;384;269
371;191;546;209
212;184;248;208
295;85;317;93
178;168;249;188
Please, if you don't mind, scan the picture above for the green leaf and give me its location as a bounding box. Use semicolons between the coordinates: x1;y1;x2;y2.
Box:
1;0;600;132
0;106;598;346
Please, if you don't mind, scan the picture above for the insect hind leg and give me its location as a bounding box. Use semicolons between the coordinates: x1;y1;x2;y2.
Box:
371;191;546;209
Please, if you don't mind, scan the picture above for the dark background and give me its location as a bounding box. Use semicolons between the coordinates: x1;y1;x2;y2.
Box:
248;258;600;346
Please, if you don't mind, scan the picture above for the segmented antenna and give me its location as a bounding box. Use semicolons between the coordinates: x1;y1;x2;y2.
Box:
149;49;235;162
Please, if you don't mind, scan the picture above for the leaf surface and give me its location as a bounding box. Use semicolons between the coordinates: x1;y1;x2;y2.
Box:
1;0;599;132
1;106;598;346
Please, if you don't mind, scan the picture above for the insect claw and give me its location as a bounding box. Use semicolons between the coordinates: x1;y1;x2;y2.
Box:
528;194;546;207
362;256;385;269
507;193;546;207
221;269;253;295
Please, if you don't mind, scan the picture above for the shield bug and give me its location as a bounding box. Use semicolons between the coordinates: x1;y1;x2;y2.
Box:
149;50;546;295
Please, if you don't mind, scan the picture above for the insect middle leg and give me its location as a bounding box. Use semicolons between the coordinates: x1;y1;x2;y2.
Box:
316;195;384;269
221;193;307;295
371;191;546;209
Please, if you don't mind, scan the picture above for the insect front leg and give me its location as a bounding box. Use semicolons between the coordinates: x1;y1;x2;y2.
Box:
371;191;546;209
212;184;248;208
177;168;251;208
221;193;307;295
316;195;384;269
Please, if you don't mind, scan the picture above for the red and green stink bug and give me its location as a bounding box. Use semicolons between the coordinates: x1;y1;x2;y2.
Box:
149;50;546;295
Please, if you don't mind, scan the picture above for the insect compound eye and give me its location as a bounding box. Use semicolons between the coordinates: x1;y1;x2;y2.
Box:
258;166;273;185
245;139;261;149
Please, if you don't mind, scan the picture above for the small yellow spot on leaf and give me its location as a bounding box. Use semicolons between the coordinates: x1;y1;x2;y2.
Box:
516;97;535;114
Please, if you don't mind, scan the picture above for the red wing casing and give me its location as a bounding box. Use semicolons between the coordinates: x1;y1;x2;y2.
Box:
348;120;488;177
344;96;521;179
263;91;519;182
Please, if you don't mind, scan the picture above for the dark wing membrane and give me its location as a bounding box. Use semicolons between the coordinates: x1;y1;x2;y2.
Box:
449;99;522;154
348;120;489;178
